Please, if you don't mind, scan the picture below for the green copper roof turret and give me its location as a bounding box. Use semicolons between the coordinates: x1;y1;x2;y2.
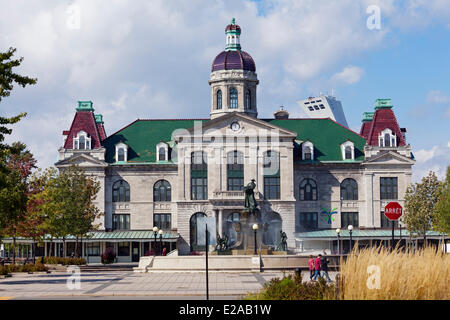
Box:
76;101;94;111
94;114;104;124
362;112;374;122
374;98;393;110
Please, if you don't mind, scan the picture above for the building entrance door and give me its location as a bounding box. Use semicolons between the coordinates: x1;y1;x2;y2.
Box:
131;242;140;262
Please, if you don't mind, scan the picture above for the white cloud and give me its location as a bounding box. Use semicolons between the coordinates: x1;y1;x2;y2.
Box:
426;90;449;104
331;66;365;85
412;143;450;182
1;0;450;169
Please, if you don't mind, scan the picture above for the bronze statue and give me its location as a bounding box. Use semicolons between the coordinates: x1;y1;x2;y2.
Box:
244;179;258;213
215;233;229;252
277;230;288;251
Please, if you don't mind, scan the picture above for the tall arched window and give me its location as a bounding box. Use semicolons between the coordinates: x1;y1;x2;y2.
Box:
216;90;222;110
113;180;130;202
299;178;317;201
229;88;238;109
79;135;86;150
341;178;358;200
263;150;280;199
118;148;125;161
190;212;207;251
227;151;244;191
345;146;352;160
304;146;312;160
158;147;166;161
153;180;171;202
245;89;251;110
191;151;207;200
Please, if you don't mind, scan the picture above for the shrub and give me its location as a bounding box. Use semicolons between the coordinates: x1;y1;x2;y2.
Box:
245;273;335;300
101;248;116;264
0;263;48;275
42;257;86;265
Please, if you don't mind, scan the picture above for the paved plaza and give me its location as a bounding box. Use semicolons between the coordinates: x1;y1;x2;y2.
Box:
0;270;337;300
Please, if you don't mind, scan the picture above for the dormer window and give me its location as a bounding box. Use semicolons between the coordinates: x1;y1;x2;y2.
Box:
156;142;169;162
341;140;355;160
302;141;314;160
115;142;128;162
73;131;91;150
378;128;397;147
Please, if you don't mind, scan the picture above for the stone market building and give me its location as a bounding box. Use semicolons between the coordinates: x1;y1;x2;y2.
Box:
2;19;435;263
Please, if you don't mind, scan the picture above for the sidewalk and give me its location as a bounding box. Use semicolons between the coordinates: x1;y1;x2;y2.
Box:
0;270;338;299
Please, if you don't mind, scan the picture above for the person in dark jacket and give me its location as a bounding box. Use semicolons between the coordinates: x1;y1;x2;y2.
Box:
320;253;332;282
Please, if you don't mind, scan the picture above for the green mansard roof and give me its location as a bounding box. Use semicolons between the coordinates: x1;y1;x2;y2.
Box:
265;118;366;162
103;119;208;164
102;118;366;164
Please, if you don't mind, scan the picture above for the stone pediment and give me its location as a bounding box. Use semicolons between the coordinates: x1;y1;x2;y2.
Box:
55;153;108;168
176;112;298;140
363;150;415;165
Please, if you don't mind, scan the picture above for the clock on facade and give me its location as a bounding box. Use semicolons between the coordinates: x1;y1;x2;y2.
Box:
230;121;240;132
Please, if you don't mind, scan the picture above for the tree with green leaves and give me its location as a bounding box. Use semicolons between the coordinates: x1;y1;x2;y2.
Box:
32;166;101;257
1;47;37;155
404;171;441;246
433;167;449;252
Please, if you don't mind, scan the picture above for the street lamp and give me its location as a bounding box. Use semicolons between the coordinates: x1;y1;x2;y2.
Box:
252;224;258;255
336;228;341;255
152;226;159;258
158;229;163;256
348;225;353;253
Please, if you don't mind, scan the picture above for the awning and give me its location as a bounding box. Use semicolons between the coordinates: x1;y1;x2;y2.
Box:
1;230;179;243
295;229;446;241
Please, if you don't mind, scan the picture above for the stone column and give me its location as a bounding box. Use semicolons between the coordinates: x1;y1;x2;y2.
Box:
218;209;223;237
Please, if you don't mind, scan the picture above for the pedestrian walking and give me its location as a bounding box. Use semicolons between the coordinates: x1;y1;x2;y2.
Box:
308;255;314;280
312;254;321;281
320;253;332;282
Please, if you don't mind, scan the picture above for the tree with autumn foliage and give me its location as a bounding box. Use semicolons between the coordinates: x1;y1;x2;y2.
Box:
0;142;37;263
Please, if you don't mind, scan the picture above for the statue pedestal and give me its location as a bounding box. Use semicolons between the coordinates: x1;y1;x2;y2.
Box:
232;209;269;254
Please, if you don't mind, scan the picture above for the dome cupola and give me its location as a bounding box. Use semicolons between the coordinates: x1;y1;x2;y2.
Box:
209;19;259;119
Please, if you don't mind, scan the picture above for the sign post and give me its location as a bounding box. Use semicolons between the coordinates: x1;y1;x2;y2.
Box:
384;202;403;250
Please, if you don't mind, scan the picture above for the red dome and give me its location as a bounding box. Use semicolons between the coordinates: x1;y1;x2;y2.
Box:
211;50;256;72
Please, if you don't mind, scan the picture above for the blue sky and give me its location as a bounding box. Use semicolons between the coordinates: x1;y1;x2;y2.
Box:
0;0;449;181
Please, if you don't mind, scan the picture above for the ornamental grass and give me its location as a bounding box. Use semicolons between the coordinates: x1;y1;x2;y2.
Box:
338;245;449;300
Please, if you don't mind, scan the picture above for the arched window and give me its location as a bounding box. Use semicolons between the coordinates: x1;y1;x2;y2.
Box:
227;151;244;191
299;178;317;201
302;141;314;160
153;180;171;202
384;133;391;147
159;147;166;161
304;146;312;160
341;178;358;200
245;89;251;110
345;146;352;160
217;90;222;110
379;128;397;147
118;148;125;162
229;88;238;109
113;180;130;202
225;212;241;247
191;151;207;200
190;212;207;251
79;135;85;150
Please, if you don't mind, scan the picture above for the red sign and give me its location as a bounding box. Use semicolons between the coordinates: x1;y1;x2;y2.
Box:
384;202;403;221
